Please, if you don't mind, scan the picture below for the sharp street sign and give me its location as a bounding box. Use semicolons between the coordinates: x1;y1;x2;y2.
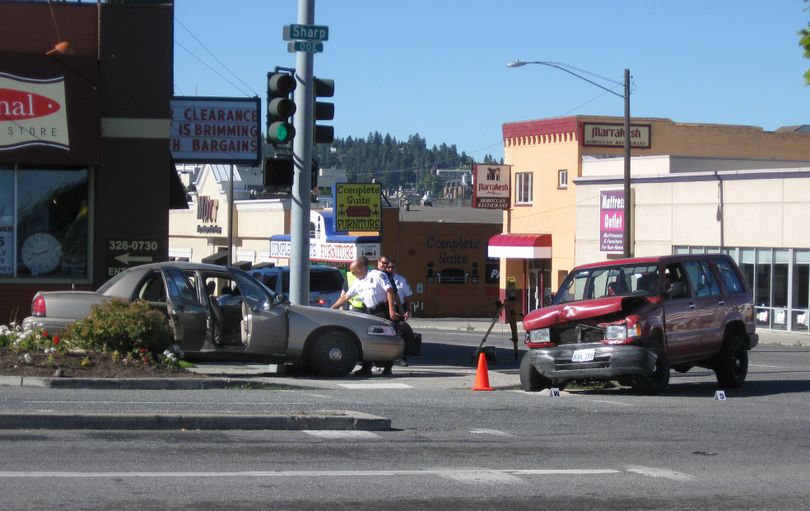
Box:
283;24;329;42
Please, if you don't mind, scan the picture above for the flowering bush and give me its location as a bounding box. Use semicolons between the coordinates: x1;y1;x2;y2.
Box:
0;322;64;354
61;299;174;355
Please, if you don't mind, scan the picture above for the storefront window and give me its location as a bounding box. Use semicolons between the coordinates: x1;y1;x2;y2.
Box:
3;168;90;279
0;168;13;276
793;251;810;332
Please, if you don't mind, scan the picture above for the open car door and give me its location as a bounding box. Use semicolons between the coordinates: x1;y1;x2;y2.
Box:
161;267;209;351
232;270;288;354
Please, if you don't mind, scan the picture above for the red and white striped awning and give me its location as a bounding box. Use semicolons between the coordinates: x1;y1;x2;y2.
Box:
488;233;552;259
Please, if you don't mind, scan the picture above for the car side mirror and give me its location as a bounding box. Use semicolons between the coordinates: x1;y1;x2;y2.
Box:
274;293;289;305
543;293;555;306
667;281;686;299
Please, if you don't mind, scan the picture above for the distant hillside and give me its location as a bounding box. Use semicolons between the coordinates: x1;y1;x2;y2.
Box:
312;132;501;194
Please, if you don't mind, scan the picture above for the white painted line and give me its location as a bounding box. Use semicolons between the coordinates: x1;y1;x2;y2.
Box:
338;383;413;389
303;430;380;439
469;429;514;437
438;470;524;486
625;465;694;481
0;468;628;479
749;364;784;369
582;399;632;407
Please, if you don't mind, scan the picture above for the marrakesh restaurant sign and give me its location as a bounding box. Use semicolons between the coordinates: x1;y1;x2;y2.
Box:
0;72;69;151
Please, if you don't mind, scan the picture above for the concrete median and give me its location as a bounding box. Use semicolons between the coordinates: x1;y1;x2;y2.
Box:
0;410;391;431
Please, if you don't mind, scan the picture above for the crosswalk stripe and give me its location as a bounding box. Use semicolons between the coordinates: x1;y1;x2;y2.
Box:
338;383;413;389
302;430;381;439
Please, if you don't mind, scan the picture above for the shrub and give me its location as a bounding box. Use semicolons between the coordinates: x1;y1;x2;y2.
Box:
62;299;174;355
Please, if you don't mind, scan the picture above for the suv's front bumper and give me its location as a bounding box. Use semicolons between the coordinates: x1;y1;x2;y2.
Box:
526;343;657;381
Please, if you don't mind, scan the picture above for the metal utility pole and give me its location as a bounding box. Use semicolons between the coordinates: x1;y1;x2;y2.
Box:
289;0;315;305
623;69;631;258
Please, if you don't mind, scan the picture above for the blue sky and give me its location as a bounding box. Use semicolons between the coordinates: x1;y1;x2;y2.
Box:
174;0;810;161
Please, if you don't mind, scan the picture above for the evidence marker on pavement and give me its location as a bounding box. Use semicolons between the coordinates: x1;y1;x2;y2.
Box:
549;387;561;398
714;390;727;401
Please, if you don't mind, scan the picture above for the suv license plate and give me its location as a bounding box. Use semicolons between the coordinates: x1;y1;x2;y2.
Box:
572;349;595;362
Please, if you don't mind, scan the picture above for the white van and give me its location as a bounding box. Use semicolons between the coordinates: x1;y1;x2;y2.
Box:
250;264;345;308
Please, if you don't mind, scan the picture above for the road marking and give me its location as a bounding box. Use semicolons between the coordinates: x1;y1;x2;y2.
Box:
582;399;632;407
749;364;784;369
0;467;687;480
303;430;381;439
625;465;693;481
469;429;514;437
338;383;413;389
438;470;524;486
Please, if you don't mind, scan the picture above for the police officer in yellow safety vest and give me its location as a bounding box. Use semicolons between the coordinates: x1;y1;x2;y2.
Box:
344;261;366;312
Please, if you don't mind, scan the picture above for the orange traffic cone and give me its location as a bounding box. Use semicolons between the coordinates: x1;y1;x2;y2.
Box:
472;352;494;391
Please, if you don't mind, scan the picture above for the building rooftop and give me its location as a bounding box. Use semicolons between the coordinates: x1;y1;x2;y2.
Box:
394;205;503;224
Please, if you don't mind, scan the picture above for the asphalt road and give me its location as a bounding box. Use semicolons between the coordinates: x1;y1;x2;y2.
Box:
0;330;809;509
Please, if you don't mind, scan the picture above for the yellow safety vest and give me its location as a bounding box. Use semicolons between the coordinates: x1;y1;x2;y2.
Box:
345;270;366;309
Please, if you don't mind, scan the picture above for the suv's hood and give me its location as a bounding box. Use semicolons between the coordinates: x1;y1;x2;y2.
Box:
523;296;644;331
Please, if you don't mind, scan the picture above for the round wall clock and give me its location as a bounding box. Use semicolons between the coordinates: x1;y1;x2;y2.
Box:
21;232;62;275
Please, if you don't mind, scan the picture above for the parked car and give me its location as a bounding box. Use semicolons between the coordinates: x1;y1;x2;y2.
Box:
520;254;758;393
22;262;403;376
249;264;344;308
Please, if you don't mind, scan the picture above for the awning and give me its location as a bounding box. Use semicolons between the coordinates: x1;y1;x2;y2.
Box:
488;233;552;259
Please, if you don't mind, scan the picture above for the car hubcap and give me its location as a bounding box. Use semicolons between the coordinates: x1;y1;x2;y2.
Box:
328;347;343;361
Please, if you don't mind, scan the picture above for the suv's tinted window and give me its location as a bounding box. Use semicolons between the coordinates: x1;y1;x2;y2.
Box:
311;269;344;292
684;260;720;297
714;258;745;294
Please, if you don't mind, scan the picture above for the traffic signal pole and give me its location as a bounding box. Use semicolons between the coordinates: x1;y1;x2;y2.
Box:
289;0;315;306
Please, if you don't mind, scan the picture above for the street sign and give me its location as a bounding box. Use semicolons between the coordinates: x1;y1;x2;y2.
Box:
283;24;329;42
287;41;324;53
105;239;158;278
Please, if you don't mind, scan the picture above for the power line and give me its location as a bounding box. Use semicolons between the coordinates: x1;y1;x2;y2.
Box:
174;40;254;97
175;17;258;97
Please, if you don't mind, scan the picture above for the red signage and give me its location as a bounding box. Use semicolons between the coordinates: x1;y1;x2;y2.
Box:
0;73;69;151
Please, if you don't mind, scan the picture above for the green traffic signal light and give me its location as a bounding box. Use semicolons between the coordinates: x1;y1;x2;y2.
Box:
267;71;297;146
270;121;294;143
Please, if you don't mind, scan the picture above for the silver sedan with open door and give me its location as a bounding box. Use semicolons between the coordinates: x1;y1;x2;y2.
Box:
24;262;404;377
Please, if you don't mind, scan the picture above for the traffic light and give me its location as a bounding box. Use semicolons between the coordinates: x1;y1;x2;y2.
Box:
263;157;319;189
266;71;297;146
313;77;334;144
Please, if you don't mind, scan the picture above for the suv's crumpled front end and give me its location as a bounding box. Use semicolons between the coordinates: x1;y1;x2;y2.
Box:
525;343;657;381
522;295;661;381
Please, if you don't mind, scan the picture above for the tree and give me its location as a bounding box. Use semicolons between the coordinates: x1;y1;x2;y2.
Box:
802;0;810;84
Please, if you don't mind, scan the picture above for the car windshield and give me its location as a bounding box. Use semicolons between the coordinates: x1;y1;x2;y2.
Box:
96;268;131;294
553;263;660;304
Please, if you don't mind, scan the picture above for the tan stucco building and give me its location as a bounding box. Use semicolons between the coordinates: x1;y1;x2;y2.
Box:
495;115;810;318
576;155;810;333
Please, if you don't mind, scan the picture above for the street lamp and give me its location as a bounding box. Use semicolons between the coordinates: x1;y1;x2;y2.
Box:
507;60;632;258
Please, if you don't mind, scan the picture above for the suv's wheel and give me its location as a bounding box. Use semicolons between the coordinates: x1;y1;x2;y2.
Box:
520;352;551;392
715;334;748;388
633;344;670;394
308;331;359;377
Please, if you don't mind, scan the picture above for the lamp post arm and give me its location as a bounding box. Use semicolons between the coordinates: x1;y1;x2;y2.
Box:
523;61;624;99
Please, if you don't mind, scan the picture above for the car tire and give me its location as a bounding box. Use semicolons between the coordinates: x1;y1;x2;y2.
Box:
633;344;670;394
714;334;748;388
520;351;551;392
308;331;359;377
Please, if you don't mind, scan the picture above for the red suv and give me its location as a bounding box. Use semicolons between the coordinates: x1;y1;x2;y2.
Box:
520;254;758;393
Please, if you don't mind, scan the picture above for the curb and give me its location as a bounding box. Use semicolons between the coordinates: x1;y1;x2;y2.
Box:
0;410;391;431
0;376;306;390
